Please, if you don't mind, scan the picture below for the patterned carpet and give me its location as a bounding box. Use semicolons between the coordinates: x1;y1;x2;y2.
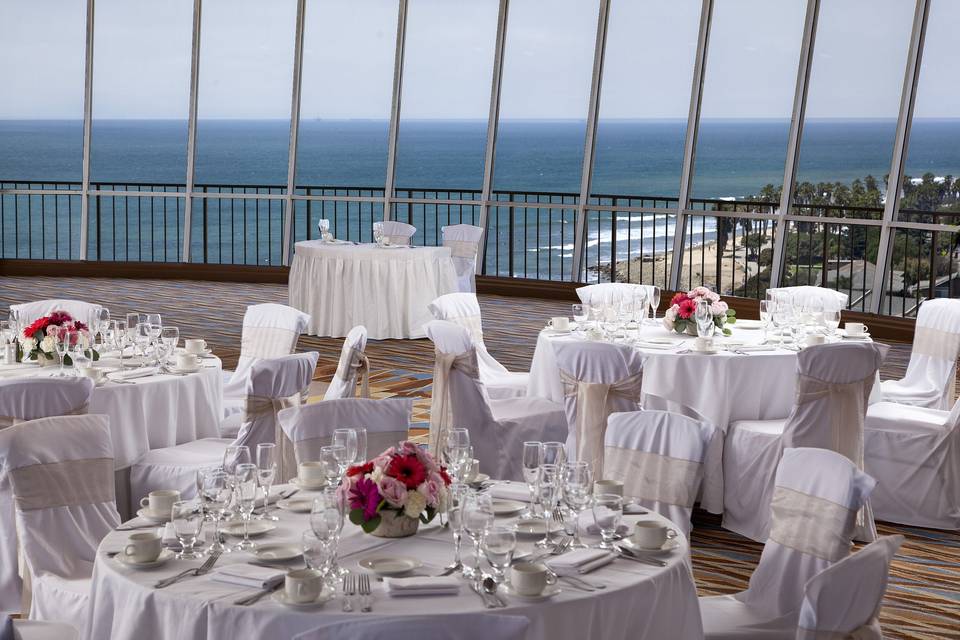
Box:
1;276;957;639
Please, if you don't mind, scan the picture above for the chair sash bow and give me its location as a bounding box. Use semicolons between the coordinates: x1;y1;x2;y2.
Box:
429;348;481;456
602;447;701;507
10;457;115;511
385;234;412;246
242;389;309;482
0;403;90;429
444;239;479;260
334;347;370;399
913;326;960;360
769;486;855;562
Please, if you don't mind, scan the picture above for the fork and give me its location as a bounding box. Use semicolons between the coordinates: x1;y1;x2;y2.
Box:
342;573;356;612
155;550;221;588
359;574;373;612
553;509;576;536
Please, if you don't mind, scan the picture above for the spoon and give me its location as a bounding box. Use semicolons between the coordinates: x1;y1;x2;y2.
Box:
482;576;507;608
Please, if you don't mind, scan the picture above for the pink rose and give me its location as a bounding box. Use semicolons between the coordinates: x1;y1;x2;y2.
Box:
378;475;408;508
418;475;443;508
710;300;728;315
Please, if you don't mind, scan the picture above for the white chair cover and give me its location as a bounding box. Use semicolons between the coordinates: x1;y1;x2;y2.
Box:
796;535;903;640
700;448;876;638
292;613;529;640
603;411;717;538
9;300;102;332
723;342;887;543
379;221;416;246
129;352;318;509
4;415;120;631
323;325;369;401
880;298;960;410
576;283;656;306
0;378;95;613
552;340;645;477
441;224;483;293
10;618;80;640
279;398;412;470
864;398;960;529
766;286;849;309
427;292;527;399
425;320;566;481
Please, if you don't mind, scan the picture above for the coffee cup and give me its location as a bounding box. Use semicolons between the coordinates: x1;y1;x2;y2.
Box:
175;352;199;370
298;461;326;486
140;490;180;517
123;532;163;563
804;333;826;347
509;562;557;596
844;322;868;336
184;338;206;354
77;365;104;383
631;521;677;550
285;568;324;604
549;316;570;332
593;479;624;497
694;337;713;352
464;458;480;482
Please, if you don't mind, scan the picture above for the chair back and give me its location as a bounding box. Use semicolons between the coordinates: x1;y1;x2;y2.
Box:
576;283;656;306
0;378;94;426
293;613;529;640
899;298;960;409
442;224;483;293
9;299;102;332
324;325;369;401
428;292;485;344
767;285;848;309
228;303;310;395
378;221;416;246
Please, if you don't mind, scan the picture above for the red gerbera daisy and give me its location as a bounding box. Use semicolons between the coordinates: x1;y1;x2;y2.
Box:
438;467;452;486
346;461;374;478
677;298;697;319
386;453;428;490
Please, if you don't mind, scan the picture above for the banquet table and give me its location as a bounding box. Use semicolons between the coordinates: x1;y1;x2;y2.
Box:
88;483;703;640
289;240;458;340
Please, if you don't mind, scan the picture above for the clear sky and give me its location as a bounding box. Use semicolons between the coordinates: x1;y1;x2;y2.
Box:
0;0;954;120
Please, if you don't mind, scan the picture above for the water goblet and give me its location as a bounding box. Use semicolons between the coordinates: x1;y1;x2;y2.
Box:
521;441;543;520
446;483;469;574
572;304;587;333
256;443;278;521
171;500;204;559
563;461;592;549
482;525;517;583
535;464;560;549
234;463;259;551
354;427;368;463
201;469;231;555
320;445;346;486
161;327;179;365
332;429;358;467
542;442;565;468
95;307;110;352
302;530;334;587
463;492;494;585
649;286;661;325
591;493;623;549
134;322;152;366
823;308;841;337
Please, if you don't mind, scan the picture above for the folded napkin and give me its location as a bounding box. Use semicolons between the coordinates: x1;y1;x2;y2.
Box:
211;564;285;589
383;576;460;597
488;482;530;502
110;367;157;381
161;523;177;545
734;345;781;353
547;549;614;575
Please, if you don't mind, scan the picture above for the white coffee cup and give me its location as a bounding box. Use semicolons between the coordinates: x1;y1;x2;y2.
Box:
140;490;180;517
593;480;624;497
123;532;163;563
77;365;104;383
549;316;570;332
509;562;557;596
184;338;206;354
285;568;324;603
694;337;713;352
298;461;326;486
631;521;677;550
804;333;826;347
464;458;480;482
175;352;200;370
845;322;868;336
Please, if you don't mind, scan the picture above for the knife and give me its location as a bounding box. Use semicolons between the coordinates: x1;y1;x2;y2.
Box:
616;546;667;567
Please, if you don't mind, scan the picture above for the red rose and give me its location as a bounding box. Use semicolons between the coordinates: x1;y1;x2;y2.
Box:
346;461;374;478
438;467;452;486
386;453;428;490
677;298;697;319
670;292;687;307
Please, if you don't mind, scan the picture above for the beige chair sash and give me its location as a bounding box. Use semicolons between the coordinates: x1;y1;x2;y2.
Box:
444;239;479;260
243;389;309;482
385;234;412;246
788;373;874;468
768;486;855;562
602;447;701;507
241;326;298;360
10;458;115;511
560;369;644;478
0;403;90;429
913;326;960;360
429;348;481;456
795;618;883;640
451;314;485;345
334;347;370;399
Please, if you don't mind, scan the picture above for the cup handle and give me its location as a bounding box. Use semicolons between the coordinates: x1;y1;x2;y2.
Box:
545;572;558;586
863;325;869;332
140;497;150;508
123;544;137;557
666;529;678;540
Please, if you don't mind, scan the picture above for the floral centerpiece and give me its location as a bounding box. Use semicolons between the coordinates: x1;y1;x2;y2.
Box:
339;441;452;538
19;311;98;365
662;286;736;336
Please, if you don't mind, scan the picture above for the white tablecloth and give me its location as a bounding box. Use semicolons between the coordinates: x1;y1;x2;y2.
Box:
289;240;458;340
88;484;702;640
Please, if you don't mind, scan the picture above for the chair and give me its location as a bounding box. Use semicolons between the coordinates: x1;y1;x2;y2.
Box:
378;221;416;246
863;397;960;528
880;298;960;410
428;292;528;399
5;617;80;640
8;300;102;332
441;224;484;293
699;448;876;639
293;613;529;640
323;325;369;401
603;411;718;538
279;398;412;468
576;283;657;307
425;320;566;481
796;535;903;639
552;340;645;477
129;352;318;509
0;378;95;614
3;415;120;633
723;342;887;543
766;286;848;310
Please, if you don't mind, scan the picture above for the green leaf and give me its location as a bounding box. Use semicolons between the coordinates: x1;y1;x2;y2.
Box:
348;508;366;526
421;507;437;524
360;515;382;533
722;327;732;336
63;354;73;367
90;349;100;361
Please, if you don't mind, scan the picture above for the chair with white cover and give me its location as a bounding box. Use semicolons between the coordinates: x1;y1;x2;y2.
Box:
425;320;566;481
129;352;318;509
576;283;657;306
441;224;483;293
8;300;102;332
323;325;369;401
292;613;529;640
552;340;645;477
5;616;80;640
0;378;95;613
699;447;876;639
723;342;887;543
603;410;717;538
795;535;902;640
378;221;416;246
863;396;960;528
880;298;960;410
279;398;412;469
428;292;527;399
766;285;848;310
3;414;120;632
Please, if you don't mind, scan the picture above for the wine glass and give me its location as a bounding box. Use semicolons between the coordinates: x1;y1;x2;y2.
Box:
563;461;593;549
54;327;73;377
332;429;358;466
772;302;789;348
521;442;543;520
542;442;565;468
95;307;110;352
695;299;715;340
823;308;841;337
302;530;335;587
256;443;278;521
201;469;231;555
445;428;471;482
320;445;346;486
649;286;661;325
591;493;623;550
222;444;251;507
482;525;517;583
571;304;587;333
161;327;179;365
69;330;90;371
234;462;259;551
310;494;345;578
354;427;368;463
171;500;204;559
463;492;494;584
134;322;152;366
372;222;383;246
759;300;771;343
446;483;468;574
535;464;560;549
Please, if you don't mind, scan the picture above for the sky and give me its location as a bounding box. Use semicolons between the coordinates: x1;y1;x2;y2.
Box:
0;0;955;120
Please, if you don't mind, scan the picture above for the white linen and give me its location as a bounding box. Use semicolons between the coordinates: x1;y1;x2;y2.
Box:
382;576;460;597
295;614;529;640
796;535;902;640
210;565;285;589
289;240;458;339
441;224;483;293
9;299;102;331
766;286;848;309
87;485;702;640
11;619;81;640
488;481;531;502
547;549;615;574
880;298;960;410
576;283;657;305
378;220;416;245
323;325;369;401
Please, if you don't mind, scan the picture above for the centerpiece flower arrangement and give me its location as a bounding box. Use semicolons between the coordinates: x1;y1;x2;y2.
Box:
19;311;98;365
339;441;452;538
662;286;736;336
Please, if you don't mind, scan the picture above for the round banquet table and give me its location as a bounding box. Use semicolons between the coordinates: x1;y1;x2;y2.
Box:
88;483;703;640
289;240;458;340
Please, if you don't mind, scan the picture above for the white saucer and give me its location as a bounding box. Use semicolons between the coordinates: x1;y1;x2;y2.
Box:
277;497;314;513
734;319;763;330
620;537;681;555
167;365;201;374
515;520;563;536
544;327;572;335
289;478;328;491
357;556;423;576
690;347;719;355
116;549;175;569
254;543;302;562
178;347;213;357
491;499;526;516
839;331;871;340
271;590;334;609
466;473;490;486
504;584;561;602
222;521;276;537
136;508;170;523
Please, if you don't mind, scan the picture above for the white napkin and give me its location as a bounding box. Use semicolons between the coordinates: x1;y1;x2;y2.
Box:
734;345;781;353
111;367;157;381
211;564;285;589
488;482;530;502
547;549;614;575
383;576;460;597
161;524;177;545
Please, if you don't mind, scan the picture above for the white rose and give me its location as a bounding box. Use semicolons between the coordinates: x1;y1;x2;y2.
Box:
370;466;384;484
20;337;37;353
404;491;427;519
40;336;56;354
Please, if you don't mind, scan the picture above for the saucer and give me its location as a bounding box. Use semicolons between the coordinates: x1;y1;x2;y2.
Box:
116;549;174;569
222;521;276;537
620;537;681;555
271;590;334;609
690;347;719;355
544;327;572;335
491;499;526;516
167;365;201;374
254;543;302;562
277;497;314;513
290;478;328;491
515;520;562;536
357;556;423;576
466;473;490;486
503;584;561;602
136;508;170;523
179;347;213;356
839;330;871;340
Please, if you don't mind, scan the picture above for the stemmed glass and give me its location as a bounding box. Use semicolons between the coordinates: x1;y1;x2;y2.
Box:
355;427;368;463
234;462;259;551
310;493;345;578
95;308;110;353
70;330;90;371
161;327;179;366
463;492;494;584
0;321;11;363
521;442;544;520
482;525;517;584
123;313;140;364
571;304;587;334
146;314;162;364
222;444;251;511
563;461;592;549
535;464;560;549
332;429;358;466
588;298;604;332
320;445;347;486
53;327;71;376
171;499;204;559
256;443;278;521
695;299;715;341
446;484;468;574
201;469;231;555
542;441;565;468
649;286;661;325
823;308;841;338
134;322;152;366
302;530;333;585
591;493;623;550
445;428;471;483
771;302;789;348
759;300;771;343
372;222;383;246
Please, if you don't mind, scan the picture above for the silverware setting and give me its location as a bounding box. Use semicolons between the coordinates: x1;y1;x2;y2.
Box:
154;550;222;588
471;581;498;608
234;579;284;606
615;545;667;567
358;574;373;612
481;576;507;607
342;573;356;612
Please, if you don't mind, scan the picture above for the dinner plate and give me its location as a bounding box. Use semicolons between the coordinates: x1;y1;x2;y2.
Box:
271;590;335;609
689;347;719;355
734;319;763;330
115;549;175;569
503;584;561;602
491;499;526;516
514;520;563;536
289;478;328;491
277;497;314;513
254;544;302;562
136;508;170;523
357;556;423;576
222;521;277;537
